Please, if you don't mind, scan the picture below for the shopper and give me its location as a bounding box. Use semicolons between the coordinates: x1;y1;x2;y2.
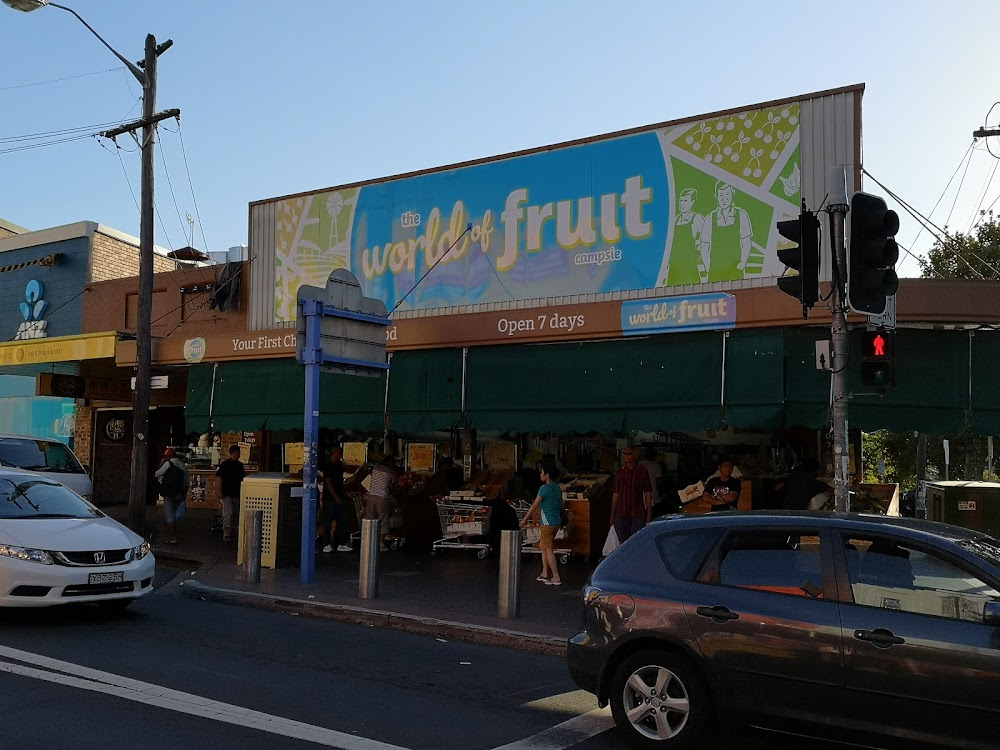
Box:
354;453;397;552
155;447;189;544
519;457;564;585
639;447;665;514
702;455;742;511
322;446;352;553
216;445;246;542
609;445;653;543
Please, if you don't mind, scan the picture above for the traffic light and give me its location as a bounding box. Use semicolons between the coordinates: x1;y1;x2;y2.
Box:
776;207;820;318
860;328;895;392
849;192;899;314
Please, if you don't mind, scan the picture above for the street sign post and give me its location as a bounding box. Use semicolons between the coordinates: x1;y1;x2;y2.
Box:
296;270;389;583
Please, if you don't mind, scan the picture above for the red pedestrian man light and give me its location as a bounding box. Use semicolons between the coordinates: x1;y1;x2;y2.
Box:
873;333;885;357
860;329;895;391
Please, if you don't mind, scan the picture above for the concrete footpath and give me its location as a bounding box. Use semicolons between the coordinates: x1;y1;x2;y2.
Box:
109;505;592;657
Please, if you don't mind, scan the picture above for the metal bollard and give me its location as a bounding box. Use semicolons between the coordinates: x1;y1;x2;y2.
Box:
358;518;380;599
242;509;263;583
498;529;522;618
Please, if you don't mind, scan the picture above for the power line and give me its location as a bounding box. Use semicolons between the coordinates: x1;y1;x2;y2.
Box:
964;150;999;233
908;140;974;251
0;66;124;92
176;122;213;254
945;144;975;227
863;169;999;279
0;133;97;155
158;136;193;247
0;119;133;144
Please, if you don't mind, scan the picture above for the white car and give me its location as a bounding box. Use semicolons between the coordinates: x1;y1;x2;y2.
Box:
0;434;93;501
0;468;154;608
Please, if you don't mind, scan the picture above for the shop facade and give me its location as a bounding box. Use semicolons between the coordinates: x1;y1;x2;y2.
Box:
0;221;175;455
231;83;997;554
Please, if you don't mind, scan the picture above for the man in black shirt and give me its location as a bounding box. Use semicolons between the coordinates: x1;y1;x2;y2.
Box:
322;446;352;553
216;445;246;541
703;455;741;511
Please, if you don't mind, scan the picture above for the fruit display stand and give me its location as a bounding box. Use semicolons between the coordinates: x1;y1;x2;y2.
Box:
556;473;611;561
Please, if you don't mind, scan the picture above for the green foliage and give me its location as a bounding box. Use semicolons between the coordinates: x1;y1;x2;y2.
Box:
862;424;996;489
920;213;1000;279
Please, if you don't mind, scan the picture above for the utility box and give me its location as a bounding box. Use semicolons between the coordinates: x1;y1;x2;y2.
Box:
926;481;1000;538
237;473;303;569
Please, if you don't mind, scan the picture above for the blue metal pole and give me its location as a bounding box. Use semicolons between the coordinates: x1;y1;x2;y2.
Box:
300;298;322;583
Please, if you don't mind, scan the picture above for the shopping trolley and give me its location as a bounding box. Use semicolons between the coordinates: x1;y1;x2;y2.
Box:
432;499;491;558
512;500;573;564
350;491;406;550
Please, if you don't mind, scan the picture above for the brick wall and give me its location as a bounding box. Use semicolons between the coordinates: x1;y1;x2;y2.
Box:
74;405;94;467
89;231;175;283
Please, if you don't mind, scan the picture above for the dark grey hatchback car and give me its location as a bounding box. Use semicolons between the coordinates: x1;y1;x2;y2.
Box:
568;512;1000;750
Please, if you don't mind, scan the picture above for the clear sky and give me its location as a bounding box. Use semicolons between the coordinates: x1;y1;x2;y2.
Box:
1;0;998;278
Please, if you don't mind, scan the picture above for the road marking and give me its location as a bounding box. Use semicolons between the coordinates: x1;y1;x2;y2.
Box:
0;644;612;750
0;645;408;750
489;707;614;750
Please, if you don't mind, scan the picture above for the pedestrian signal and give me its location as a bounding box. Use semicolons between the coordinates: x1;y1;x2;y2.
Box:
860;328;895;392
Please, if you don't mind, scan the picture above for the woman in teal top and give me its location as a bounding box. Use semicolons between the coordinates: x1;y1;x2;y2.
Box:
520;457;564;585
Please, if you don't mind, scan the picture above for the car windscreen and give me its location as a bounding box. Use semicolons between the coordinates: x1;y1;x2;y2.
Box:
0;438;85;474
0;478;101;519
957;536;1000;569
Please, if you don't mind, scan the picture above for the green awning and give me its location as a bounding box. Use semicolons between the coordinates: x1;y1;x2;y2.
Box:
723;329;785;430
185;360;386;433
972;331;1000;435
466;333;724;434
846;329;969;434
387;348;463;433
783;328;831;429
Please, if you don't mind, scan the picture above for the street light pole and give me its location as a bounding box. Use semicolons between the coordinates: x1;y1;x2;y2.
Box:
3;0;173;535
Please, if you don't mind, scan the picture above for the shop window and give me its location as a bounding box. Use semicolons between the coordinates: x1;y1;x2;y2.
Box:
717;531;824;598
843;537;1000;623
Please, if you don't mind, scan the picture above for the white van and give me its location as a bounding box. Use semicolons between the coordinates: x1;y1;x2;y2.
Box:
0;434;93;501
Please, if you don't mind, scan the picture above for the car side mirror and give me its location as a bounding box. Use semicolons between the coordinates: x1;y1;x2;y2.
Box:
984;600;1000;627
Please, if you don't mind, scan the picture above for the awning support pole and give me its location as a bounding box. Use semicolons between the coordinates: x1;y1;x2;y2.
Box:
299;298;322;584
720;331;729;427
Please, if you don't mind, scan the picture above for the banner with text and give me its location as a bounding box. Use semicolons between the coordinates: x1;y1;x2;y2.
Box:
272;100;804;319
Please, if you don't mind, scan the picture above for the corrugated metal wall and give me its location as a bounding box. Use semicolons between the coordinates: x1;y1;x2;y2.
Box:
249;201;277;332
800;88;861;283
249;86;862;330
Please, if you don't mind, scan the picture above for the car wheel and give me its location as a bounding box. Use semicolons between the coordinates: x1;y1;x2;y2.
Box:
610;650;709;749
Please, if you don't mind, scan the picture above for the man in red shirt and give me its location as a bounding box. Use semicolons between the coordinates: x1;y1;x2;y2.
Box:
610;445;653;543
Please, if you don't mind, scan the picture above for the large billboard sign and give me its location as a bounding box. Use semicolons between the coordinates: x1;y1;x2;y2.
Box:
268;97;821;321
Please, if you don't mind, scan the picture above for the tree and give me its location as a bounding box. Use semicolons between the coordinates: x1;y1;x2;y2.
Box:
919;212;1000;279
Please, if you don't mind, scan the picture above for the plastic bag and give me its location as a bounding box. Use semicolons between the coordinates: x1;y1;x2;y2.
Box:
174;499;187;522
602;525;620;557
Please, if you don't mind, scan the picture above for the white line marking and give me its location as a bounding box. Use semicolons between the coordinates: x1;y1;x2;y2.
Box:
0;645;408;750
489;708;614;750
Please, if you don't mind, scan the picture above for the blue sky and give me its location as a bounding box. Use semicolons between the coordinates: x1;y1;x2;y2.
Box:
1;0;998;277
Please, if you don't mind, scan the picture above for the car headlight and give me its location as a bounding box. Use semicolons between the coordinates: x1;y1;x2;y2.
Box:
0;545;54;565
132;541;151;560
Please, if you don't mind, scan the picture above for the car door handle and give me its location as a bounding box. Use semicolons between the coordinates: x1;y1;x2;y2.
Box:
696;605;740;623
854;628;905;648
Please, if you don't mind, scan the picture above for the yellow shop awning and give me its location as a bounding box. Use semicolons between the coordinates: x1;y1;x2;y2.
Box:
0;332;119;366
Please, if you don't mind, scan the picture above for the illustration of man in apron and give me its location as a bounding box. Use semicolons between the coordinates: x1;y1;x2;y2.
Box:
700;181;753;282
664;188;706;286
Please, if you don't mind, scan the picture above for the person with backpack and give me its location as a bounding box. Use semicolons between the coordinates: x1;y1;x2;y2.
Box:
155;447;189;544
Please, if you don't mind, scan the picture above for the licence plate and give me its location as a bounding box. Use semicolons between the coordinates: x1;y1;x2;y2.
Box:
88;571;124;585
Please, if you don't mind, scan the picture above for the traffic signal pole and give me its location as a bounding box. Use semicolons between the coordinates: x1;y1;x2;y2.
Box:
827;168;851;512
